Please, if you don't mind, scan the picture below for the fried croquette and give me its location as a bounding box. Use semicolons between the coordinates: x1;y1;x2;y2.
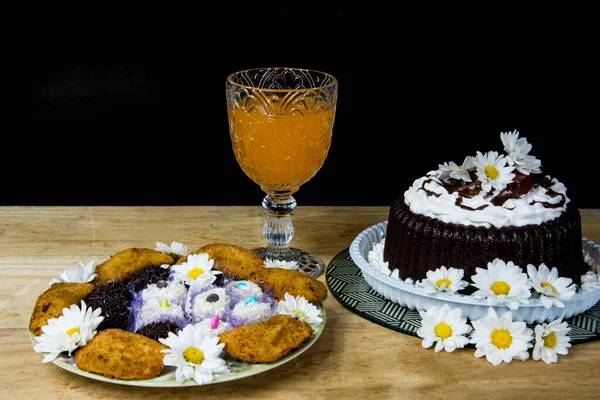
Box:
74;329;167;380
94;248;173;287
29;282;95;336
218;315;313;363
181;243;265;280
249;268;328;303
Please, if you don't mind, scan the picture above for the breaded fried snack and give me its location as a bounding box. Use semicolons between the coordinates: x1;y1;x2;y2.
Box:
219;315;313;363
182;243;265;280
94;248;174;287
74;329;167;380
249;269;328;303
29;282;95;336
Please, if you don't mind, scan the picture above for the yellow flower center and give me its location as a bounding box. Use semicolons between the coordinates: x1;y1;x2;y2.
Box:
160;300;169;308
434;322;453;339
485;165;500;180
541;282;557;292
436;278;452;289
183;347;205;365
292;309;306;318
491;281;510;295
544;332;557;349
491;329;513;349
66;327;80;337
187;267;204;280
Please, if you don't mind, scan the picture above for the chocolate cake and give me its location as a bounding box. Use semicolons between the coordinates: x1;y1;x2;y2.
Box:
383;131;588;285
384;200;587;285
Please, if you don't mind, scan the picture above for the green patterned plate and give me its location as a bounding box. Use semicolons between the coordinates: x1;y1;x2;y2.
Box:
29;304;325;387
326;249;600;345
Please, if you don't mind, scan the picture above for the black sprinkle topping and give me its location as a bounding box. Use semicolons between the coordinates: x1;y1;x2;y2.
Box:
206;293;220;303
137;321;181;341
127;265;170;293
86;282;131;331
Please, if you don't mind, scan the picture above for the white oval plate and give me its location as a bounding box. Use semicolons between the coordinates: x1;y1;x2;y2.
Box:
349;220;600;324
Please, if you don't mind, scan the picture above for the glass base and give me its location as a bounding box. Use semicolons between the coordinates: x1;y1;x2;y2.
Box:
253;247;324;278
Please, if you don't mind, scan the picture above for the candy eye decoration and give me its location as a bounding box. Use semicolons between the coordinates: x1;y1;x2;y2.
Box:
245;296;259;305
206;293;220;303
157;280;168;289
235;282;248;289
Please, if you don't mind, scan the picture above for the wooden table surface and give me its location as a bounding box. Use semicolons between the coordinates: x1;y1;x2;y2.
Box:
1;206;599;399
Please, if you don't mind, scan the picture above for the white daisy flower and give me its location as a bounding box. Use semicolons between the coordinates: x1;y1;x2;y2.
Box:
533;318;571;364
474;151;516;192
156;241;191;260
173;253;221;287
470;308;533;366
418;266;469;294
277;292;322;330
500;130;541;175
264;258;299;271
33;300;104;363
527;263;576;308
438;156;475;183
471;259;531;310
159;323;229;385
49;261;97;285
416;304;472;353
515;155;542;175
580;271;599;290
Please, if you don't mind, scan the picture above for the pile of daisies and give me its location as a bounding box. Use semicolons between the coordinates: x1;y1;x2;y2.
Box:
33;241;322;385
436;129;542;193
368;240;600;366
418;304;570;365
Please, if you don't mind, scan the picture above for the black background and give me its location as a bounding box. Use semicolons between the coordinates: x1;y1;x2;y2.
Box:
7;8;598;208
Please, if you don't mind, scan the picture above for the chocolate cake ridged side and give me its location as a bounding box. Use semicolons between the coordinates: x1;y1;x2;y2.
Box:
384;201;588;284
383;201;417;279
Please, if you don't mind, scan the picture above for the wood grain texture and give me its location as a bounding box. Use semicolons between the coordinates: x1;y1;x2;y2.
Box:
1;206;599;399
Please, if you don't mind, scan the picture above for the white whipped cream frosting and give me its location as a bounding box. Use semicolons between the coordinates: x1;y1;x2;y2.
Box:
137;298;185;328
192;288;230;318
141;281;187;304
404;172;569;228
231;302;272;323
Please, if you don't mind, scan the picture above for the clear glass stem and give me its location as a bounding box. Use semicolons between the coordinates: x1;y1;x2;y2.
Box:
262;193;296;258
255;193;323;277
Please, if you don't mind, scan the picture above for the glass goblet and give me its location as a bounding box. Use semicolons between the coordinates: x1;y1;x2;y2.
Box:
226;67;338;277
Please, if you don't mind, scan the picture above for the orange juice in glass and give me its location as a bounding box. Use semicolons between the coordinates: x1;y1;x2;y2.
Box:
226;68;338;277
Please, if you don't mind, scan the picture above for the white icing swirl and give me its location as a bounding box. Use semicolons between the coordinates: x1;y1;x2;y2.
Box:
404;174;569;228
